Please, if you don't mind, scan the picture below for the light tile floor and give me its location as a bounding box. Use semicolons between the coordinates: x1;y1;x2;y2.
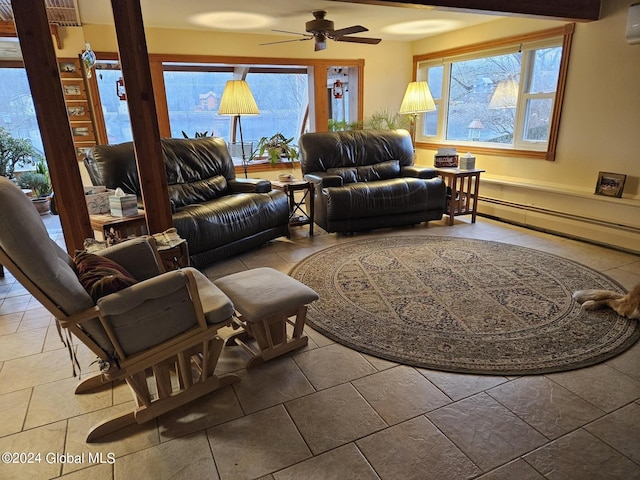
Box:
1;214;639;480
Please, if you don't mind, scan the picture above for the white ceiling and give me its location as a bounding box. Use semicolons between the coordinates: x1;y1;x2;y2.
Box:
76;0;502;42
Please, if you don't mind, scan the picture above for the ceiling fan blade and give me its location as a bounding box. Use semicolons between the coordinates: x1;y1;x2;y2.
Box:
334;36;381;45
260;37;312;46
331;25;368;37
271;29;311;37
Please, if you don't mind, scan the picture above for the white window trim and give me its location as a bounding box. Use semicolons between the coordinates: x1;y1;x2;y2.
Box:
413;24;574;161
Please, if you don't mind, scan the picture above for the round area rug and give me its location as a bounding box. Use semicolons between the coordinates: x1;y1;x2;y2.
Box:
290;236;639;375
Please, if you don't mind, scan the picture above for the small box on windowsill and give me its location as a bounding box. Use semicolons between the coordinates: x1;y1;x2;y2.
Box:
109;194;138;217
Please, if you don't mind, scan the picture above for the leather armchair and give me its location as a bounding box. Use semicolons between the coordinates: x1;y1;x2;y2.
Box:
299;129;446;233
85;137;290;267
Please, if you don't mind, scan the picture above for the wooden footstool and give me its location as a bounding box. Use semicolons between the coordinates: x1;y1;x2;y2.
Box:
214;267;319;367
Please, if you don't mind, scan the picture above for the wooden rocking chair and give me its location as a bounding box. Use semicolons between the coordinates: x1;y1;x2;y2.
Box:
0;176;239;442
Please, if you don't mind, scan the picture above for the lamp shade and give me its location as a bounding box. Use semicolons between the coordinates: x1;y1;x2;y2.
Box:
489;77;519;109
399;81;436;115
218;80;259;116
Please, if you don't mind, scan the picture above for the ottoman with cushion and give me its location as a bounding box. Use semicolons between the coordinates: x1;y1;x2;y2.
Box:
214;267;319;367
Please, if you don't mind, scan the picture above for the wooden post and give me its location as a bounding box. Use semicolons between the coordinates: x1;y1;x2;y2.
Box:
11;0;92;253
312;66;329;132
110;0;173;235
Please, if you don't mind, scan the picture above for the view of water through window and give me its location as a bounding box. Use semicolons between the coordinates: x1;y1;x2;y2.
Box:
0;67;43;157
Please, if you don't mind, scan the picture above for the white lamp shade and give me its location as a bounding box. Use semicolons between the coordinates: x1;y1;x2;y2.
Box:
399;81;436;115
218;80;259;116
489;77;519;109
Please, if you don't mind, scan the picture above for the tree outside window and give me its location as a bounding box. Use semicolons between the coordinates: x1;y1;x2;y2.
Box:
415;25;571;160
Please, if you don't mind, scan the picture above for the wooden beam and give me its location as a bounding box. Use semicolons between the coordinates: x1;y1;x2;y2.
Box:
11;0;91;253
332;0;601;21
110;0;173;235
0;20;62;48
150;60;172;138
311;66;329;132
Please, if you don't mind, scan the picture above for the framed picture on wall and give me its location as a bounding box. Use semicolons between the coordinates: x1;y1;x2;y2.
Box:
71;123;95;142
66;102;90;121
595;172;626;198
62;79;85;99
58;59;80;78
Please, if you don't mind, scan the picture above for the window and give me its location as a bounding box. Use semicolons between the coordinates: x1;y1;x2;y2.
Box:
95;61;132;144
0;65;44;155
162;67;233;139
162;64;308;149
88;54;363;171
415;25;573;160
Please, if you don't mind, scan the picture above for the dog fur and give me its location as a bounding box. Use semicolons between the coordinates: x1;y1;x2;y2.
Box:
573;283;640;319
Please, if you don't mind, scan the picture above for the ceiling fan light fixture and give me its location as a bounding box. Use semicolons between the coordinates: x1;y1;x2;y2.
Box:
315;34;327;51
260;10;381;51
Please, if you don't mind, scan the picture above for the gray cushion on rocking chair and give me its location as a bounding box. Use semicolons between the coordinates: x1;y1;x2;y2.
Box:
0;177;234;360
97;267;234;356
0;179;106;343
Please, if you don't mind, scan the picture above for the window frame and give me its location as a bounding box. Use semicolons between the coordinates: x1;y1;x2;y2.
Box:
413;24;574;161
87;53;365;173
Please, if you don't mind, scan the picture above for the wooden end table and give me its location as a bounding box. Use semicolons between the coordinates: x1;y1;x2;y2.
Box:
271;180;315;236
90;212;147;241
435;168;485;226
156;240;189;271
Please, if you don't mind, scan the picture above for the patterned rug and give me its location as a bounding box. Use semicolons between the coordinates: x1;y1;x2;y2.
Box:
290;236;640;375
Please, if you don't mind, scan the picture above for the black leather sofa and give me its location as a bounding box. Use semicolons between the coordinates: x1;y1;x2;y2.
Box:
84;137;290;268
299;129;446;233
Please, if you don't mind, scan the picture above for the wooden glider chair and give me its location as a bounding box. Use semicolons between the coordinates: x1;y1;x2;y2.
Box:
0;176;239;442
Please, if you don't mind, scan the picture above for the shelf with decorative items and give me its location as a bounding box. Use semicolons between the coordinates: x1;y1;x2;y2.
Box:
57;52;98;163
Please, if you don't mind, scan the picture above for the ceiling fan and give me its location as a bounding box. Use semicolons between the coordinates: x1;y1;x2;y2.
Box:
261;10;382;51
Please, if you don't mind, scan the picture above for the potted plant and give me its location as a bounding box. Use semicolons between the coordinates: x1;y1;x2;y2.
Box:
254;133;299;165
0;127;39;180
17;159;52;215
365;108;410;130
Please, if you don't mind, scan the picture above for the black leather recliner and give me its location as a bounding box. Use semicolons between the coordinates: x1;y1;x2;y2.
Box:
299;129;446;233
84;137;290;267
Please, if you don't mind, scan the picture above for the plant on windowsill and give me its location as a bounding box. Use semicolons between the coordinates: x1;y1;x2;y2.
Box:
326;108;408;132
254;133;299;166
328;119;363;131
365;108;410;130
17;159;52;215
181;130;211;138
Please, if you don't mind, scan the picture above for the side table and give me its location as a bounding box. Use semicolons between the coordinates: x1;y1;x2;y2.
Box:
90;212;147;241
271;180;314;235
156;240;189;271
435;168;485;226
